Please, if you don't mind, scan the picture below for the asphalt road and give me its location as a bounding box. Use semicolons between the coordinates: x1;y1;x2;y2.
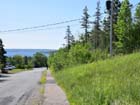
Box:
0;68;45;105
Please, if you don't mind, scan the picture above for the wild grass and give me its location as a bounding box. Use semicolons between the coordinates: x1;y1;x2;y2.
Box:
40;70;47;85
39;70;47;95
9;69;31;74
53;53;140;105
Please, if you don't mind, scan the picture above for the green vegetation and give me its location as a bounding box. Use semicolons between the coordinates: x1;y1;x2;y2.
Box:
48;1;140;72
47;2;140;105
53;53;140;105
40;70;47;85
7;52;48;70
0;39;7;73
39;70;47;95
33;52;48;68
48;44;109;71
9;69;31;74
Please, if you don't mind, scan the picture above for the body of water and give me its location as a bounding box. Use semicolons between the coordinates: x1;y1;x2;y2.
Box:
5;49;56;57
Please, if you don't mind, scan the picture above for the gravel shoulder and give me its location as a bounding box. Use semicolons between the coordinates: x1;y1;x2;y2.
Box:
43;70;69;105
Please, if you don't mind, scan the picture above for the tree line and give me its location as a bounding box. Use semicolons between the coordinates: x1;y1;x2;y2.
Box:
48;0;140;71
0;43;48;73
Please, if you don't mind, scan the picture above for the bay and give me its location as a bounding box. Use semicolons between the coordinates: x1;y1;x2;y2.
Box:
5;49;56;57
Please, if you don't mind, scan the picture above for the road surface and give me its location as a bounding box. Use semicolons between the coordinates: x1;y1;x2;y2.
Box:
0;68;45;105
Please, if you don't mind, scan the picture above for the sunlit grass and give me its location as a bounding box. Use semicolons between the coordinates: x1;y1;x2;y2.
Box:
39;70;47;95
53;53;140;105
40;70;47;85
9;69;32;74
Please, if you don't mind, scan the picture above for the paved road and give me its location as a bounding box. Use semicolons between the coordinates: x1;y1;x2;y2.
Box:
0;68;45;105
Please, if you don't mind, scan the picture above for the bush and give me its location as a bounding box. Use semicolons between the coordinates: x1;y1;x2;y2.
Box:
12;55;25;69
90;49;109;62
48;43;110;71
48;48;70;71
69;44;91;64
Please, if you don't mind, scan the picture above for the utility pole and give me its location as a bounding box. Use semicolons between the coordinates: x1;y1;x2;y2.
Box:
106;0;113;56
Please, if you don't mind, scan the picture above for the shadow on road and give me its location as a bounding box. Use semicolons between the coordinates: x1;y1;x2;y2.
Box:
0;75;10;78
0;74;10;83
0;79;8;83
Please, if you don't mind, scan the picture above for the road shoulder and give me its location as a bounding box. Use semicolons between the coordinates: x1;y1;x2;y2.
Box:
43;70;69;105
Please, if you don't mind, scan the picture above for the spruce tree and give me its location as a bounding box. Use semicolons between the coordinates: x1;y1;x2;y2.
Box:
102;16;110;50
81;6;90;43
90;1;102;49
0;39;7;72
64;26;75;50
133;3;140;49
115;0;132;53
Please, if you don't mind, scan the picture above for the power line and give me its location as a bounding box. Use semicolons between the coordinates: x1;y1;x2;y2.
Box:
4;24;80;34
0;13;106;34
0;18;81;33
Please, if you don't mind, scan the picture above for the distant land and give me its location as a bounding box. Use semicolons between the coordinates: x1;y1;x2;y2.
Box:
5;49;57;57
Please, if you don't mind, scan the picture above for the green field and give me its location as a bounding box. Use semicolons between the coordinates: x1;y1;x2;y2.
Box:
53;53;140;105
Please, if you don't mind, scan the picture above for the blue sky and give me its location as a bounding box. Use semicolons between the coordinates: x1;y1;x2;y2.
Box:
0;0;138;49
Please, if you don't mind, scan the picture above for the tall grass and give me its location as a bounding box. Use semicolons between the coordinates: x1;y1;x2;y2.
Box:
53;53;140;105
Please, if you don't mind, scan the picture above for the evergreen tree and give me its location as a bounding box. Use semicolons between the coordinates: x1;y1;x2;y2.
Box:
102;16;110;50
133;3;140;49
115;0;132;53
64;26;75;50
0;39;7;72
90;1;102;49
81;6;90;43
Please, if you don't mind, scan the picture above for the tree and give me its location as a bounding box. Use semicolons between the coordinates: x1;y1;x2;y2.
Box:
132;3;140;50
12;55;24;69
114;0;132;53
64;26;75;50
81;6;90;43
90;1;102;49
33;52;48;67
0;39;7;73
102;17;110;50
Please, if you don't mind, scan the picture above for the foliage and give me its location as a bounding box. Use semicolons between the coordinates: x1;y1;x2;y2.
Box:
40;70;47;84
48;43;109;71
68;44;91;64
90;1;102;49
7;52;47;69
9;69;30;74
0;39;7;72
64;26;75;50
131;3;140;50
33;52;48;67
53;53;140;105
114;0;132;53
12;55;25;69
48;48;70;71
81;6;90;43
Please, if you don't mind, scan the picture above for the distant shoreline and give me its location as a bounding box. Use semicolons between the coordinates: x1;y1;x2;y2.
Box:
5;49;57;57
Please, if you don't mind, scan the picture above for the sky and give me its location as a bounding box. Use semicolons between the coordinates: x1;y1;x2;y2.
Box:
0;0;139;49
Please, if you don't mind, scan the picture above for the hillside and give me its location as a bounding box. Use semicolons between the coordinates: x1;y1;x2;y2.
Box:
53;53;140;105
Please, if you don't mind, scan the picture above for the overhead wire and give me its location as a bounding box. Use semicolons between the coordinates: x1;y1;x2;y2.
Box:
0;2;138;34
0;18;81;33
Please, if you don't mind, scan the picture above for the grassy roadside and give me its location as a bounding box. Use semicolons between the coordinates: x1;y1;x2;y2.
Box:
8;69;32;74
39;70;47;94
53;53;140;105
